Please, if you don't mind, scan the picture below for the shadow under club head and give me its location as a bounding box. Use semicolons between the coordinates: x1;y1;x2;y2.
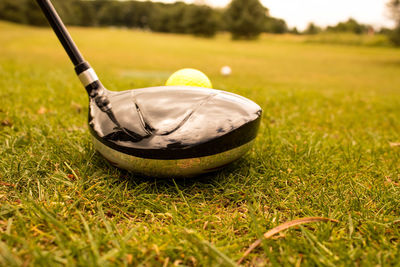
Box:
89;86;262;177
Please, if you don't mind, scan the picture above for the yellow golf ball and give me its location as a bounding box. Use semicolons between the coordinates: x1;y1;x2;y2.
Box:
166;68;213;88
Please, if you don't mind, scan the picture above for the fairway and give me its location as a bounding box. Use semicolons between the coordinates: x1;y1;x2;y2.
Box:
1;21;400;265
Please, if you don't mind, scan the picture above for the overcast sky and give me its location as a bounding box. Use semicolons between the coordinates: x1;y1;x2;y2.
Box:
147;0;394;30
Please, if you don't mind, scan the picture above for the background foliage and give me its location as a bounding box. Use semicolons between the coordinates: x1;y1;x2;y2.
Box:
0;0;284;38
0;0;399;43
224;0;268;40
387;0;400;45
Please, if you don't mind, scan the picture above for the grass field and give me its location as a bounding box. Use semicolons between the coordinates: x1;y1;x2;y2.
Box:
1;21;400;266
306;32;391;47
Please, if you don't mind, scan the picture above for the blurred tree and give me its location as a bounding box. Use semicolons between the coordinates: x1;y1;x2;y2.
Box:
53;0;84;26
326;18;368;34
76;1;100;27
26;0;48;26
387;0;400;23
166;3;188;33
304;22;321;35
214;8;227;31
390;26;400;45
0;0;28;24
289;27;300;35
149;3;187;33
379;27;393;35
0;0;290;39
387;0;400;46
225;0;268;39
98;1;127;27
123;2;153;29
0;0;47;25
183;5;218;37
0;0;85;26
264;17;287;34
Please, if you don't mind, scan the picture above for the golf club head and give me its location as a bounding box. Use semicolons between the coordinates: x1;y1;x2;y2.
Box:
36;0;263;178
89;86;262;177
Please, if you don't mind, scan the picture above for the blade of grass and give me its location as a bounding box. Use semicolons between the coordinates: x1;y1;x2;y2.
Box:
185;229;237;267
238;217;339;264
0;241;22;266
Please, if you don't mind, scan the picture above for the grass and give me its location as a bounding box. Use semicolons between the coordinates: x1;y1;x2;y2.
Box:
305;32;391;47
1;20;400;266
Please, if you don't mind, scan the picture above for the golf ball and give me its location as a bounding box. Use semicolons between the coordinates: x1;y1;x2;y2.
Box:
166;68;212;88
221;66;232;76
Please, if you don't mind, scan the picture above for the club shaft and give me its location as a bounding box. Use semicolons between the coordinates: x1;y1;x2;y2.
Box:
36;0;85;66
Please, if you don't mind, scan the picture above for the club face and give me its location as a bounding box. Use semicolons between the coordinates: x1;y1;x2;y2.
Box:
89;86;262;177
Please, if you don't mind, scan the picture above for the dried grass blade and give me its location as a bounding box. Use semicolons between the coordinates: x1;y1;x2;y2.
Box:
237;217;339;265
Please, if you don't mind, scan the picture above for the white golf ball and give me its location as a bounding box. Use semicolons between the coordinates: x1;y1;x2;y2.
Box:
221;66;232;76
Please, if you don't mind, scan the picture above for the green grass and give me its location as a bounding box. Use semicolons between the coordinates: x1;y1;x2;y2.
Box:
1;20;400;266
305;32;391;47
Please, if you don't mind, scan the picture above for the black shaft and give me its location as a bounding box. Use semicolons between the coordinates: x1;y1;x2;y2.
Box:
36;0;85;66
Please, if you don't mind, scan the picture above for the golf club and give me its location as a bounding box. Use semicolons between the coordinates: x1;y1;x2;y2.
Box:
35;0;262;177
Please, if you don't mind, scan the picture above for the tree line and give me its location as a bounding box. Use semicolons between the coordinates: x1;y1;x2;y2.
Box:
0;0;287;38
0;0;399;45
387;0;400;45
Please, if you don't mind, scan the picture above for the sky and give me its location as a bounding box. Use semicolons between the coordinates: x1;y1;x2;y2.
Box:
147;0;395;30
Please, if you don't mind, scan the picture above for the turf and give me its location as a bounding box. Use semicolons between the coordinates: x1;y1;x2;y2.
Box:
1;20;400;266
